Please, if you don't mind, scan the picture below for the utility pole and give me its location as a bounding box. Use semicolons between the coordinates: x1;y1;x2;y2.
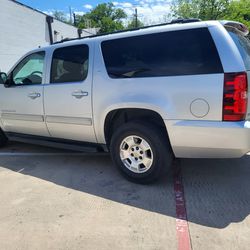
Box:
69;6;72;24
135;8;138;28
73;13;76;26
85;19;91;29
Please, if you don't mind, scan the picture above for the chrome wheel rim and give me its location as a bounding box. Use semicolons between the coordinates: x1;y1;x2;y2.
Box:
119;135;154;173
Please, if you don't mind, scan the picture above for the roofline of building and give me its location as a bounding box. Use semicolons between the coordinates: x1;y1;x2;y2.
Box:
9;0;77;29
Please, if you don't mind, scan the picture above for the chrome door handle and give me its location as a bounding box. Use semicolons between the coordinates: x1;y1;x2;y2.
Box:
72;90;88;99
28;92;41;99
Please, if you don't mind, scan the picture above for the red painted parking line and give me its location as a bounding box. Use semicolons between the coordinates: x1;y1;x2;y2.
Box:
173;160;192;250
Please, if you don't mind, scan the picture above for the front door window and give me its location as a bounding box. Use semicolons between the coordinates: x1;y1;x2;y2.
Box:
11;52;45;85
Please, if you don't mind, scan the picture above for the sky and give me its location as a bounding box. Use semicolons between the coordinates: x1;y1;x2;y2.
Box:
17;0;172;24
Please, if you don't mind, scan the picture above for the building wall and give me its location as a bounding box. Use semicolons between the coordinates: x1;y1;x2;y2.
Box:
0;0;92;72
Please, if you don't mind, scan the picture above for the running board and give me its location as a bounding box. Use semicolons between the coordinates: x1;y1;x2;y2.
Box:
6;133;108;153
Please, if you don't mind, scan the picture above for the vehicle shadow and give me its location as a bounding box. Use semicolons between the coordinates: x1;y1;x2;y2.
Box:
0;143;250;229
181;155;250;228
0;148;176;218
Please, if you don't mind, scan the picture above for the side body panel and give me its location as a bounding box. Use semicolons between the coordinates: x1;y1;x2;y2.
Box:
92;36;224;145
165;23;250;158
92;22;250;158
0;84;48;136
0;50;49;136
43;43;97;143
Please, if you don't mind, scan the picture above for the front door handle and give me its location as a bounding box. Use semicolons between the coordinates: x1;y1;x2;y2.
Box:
28;92;41;99
72;90;88;99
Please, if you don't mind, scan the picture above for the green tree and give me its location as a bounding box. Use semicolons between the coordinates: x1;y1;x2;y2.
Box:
127;18;144;29
222;0;250;28
52;11;68;23
171;0;230;20
76;3;127;33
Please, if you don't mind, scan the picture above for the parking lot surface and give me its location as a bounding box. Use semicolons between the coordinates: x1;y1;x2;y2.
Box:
0;142;249;250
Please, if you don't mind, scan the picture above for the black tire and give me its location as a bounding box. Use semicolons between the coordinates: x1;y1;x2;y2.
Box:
110;121;173;184
0;128;8;147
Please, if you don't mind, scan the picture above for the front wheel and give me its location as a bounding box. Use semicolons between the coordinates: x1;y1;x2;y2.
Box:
110;121;173;184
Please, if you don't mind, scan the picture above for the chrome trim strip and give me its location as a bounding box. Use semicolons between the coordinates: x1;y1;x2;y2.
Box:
46;116;92;126
1;113;44;122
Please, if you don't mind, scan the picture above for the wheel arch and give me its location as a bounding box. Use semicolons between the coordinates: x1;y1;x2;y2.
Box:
103;107;170;147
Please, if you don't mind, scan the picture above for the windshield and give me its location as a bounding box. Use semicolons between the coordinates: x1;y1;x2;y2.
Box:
227;27;250;71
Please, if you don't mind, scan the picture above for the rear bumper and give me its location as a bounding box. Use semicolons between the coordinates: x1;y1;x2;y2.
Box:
165;120;250;158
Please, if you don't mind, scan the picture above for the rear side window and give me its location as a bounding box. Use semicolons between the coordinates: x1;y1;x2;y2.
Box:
51;45;89;83
228;29;250;71
101;28;223;78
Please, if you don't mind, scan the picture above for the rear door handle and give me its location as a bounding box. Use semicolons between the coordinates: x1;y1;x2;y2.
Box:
72;90;88;99
28;92;41;99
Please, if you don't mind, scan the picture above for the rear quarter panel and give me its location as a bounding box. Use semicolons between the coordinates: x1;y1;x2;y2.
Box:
208;23;249;121
92;40;224;144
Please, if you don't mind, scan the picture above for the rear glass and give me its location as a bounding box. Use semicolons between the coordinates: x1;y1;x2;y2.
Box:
228;29;250;71
101;28;223;78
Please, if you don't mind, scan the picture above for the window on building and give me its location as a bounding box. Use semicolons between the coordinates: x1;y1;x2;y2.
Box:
50;45;89;83
101;28;223;78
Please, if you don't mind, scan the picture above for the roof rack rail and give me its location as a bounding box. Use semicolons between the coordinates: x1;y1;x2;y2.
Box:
170;18;201;24
53;18;201;45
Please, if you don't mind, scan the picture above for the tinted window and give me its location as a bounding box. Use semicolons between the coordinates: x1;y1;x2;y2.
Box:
101;28;223;78
228;29;250;71
51;45;89;83
11;52;45;85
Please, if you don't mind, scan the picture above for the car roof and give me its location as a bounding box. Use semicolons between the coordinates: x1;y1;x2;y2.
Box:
32;20;248;52
36;20;218;51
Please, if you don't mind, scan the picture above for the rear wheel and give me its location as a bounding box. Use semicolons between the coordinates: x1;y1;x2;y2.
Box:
110;121;173;184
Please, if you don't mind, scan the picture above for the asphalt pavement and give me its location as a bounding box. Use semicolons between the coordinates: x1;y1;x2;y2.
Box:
0;142;249;250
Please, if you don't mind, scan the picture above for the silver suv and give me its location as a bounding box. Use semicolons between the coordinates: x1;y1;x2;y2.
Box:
0;20;250;183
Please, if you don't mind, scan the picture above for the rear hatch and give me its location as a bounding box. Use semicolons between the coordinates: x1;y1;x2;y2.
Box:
224;21;250;120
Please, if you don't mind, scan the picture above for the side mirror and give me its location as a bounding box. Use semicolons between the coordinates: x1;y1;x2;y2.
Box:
0;72;13;88
0;72;7;85
4;79;13;88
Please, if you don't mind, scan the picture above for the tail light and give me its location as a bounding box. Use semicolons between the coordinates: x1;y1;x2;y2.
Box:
223;72;248;121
